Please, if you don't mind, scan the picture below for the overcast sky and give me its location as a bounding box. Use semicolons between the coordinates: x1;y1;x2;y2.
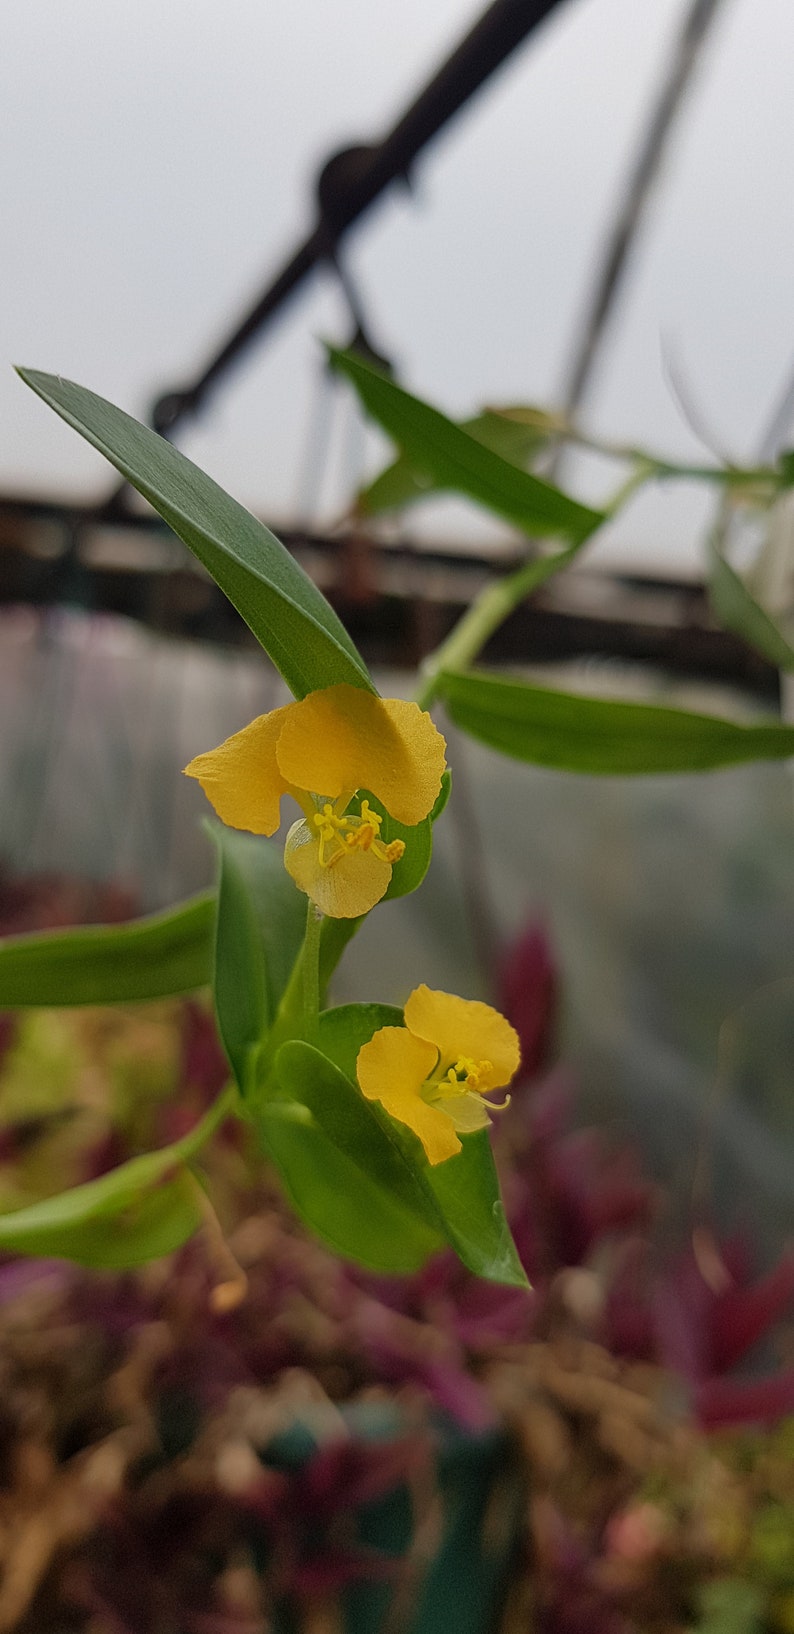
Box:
4;0;794;574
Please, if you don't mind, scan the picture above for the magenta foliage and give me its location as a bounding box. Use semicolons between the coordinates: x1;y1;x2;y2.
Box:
498;920;558;1081
604;1233;794;1426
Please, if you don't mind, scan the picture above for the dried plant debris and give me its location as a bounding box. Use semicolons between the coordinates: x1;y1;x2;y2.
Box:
0;1212;786;1633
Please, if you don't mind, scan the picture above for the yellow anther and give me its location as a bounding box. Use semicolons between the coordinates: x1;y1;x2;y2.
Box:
359;800;382;833
312;796;405;873
467;1057;492;1086
313;802;350;868
443;1055;494;1091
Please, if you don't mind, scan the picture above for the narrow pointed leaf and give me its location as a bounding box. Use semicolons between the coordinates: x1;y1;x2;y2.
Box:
709;540;794;671
0;1172;201;1269
426;1132;528;1287
439;669;794;774
0;892;214;1008
17;369;373;698
360;408;555;516
0;1089;233;1267
329;349;603;542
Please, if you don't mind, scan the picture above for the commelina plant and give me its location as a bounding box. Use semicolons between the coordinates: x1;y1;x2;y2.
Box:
3;351;794;1289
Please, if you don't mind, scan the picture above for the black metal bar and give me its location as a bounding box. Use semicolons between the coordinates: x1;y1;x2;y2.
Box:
559;0;727;419
150;0;571;436
0;490;779;698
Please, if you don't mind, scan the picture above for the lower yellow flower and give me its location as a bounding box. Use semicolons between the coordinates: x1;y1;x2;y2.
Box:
184;684;446;918
357;985;520;1165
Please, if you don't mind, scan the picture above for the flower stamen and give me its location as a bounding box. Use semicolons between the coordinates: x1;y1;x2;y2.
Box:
443;1055;494;1092
313;798;405;870
483;1091;511;1114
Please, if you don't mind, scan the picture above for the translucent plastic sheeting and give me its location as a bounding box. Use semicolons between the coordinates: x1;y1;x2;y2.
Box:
0;609;792;1254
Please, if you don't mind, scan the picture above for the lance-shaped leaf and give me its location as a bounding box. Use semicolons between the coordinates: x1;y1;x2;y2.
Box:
438;668;794;775
329;349;603;543
360;406;560;516
208;824;305;1094
17;369;373;699
424;1132;527;1288
709;539;794;672
0;1088;234;1268
0;892;214;1008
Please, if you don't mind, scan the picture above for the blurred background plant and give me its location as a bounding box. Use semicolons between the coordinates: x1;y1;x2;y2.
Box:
0;910;791;1631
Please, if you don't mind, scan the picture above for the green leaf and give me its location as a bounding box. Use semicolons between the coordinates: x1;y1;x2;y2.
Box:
0;892;214;1008
426;1132;528;1287
17;369;373;699
381;763;452;902
318;1001;404;1082
208;825;305;1093
282;1028;437;1240
359;407;557;516
264;1040;444;1271
439;668;794;774
709;539;794;671
0;1089;233;1268
329;350;603;542
316;1004;527;1287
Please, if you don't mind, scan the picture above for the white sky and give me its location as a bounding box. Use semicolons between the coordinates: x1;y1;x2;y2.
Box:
4;0;794;575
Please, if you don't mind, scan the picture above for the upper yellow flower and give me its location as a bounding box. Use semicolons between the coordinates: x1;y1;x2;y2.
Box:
184;684;446;918
356;985;520;1165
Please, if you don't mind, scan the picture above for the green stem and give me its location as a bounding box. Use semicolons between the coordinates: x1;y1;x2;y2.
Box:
417;543;578;710
601;458;656;519
560;425;780;488
179;1083;239;1154
416;452;686;712
302;901;322;1041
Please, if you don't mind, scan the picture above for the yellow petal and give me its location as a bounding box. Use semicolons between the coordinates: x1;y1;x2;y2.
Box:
184;706;293;835
284;819;392;918
357;1026;461;1165
274;685;446;826
404;986;520;1091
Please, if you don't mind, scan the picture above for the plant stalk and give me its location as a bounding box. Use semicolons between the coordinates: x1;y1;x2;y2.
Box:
302;902;323;1041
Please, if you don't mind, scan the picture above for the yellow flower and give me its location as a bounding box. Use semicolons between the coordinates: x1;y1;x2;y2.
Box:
356;985;520;1165
184;684;446;918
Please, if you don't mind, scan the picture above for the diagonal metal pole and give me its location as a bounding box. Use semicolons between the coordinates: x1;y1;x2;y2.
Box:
146;0;572;443
558;0;728;423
